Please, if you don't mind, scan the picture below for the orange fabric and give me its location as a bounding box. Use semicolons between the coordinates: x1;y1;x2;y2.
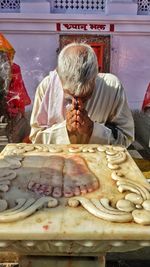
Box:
0;33;15;61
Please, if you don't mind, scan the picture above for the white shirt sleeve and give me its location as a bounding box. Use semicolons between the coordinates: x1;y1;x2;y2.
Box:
29;76;50;143
89;122;113;144
88;75;134;147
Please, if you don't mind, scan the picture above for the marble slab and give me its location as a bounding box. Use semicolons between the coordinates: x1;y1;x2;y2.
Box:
0;144;150;256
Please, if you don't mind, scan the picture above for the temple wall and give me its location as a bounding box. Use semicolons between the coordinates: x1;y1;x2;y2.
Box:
111;34;150;109
5;33;59;104
0;13;150;111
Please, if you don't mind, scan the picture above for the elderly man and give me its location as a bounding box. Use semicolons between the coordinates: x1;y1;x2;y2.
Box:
29;42;134;147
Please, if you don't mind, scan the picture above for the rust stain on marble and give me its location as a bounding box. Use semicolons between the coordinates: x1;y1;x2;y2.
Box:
42;225;49;230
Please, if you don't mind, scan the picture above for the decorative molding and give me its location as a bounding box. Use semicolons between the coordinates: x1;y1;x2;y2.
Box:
0;239;145;255
49;0;106;14
0;197;58;223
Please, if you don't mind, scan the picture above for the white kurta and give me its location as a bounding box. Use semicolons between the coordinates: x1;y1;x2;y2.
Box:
29;70;134;147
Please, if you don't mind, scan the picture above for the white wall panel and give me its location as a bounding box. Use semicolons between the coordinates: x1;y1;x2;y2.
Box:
111;35;150;109
4;33;59;110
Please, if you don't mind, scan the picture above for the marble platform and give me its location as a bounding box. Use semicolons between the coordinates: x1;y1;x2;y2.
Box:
0;144;150;267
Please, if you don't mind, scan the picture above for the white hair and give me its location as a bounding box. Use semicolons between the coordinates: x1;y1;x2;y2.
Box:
0;51;11;95
57;42;98;97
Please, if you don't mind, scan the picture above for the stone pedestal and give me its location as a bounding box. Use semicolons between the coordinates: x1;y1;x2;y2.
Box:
106;0;138;15
0;144;150;266
20;0;50;13
20;256;105;267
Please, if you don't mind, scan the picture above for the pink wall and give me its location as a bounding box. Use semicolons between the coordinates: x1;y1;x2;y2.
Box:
1;15;150;111
111;35;150;110
5;33;59;108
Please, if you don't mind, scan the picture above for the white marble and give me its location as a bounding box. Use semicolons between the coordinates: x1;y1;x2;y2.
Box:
0;144;150;242
0;144;150;267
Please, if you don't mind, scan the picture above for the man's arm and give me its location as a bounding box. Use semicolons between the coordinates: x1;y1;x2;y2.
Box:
88;81;134;148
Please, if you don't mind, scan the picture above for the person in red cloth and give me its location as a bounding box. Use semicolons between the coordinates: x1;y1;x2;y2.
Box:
6;62;31;118
0;33;31;119
0;33;31;142
142;83;150;114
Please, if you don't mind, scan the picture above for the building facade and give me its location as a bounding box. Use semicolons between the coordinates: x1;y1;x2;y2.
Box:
0;0;150;110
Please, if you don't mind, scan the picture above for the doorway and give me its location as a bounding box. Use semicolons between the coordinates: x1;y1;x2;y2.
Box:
59;35;110;73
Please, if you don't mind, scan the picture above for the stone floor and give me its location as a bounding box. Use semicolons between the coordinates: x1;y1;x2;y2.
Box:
128;140;150;160
106;260;150;267
107;247;150;266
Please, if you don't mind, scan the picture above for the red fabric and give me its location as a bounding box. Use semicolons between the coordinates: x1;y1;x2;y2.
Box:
0;33;15;61
6;63;31;117
142;83;150;111
22;136;32;143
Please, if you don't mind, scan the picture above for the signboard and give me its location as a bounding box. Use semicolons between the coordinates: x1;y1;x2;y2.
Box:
56;23;114;32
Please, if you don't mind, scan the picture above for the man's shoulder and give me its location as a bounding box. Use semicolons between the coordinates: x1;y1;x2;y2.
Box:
94;73;124;100
96;73;122;89
37;69;58;95
40;69;58;85
98;72;120;81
